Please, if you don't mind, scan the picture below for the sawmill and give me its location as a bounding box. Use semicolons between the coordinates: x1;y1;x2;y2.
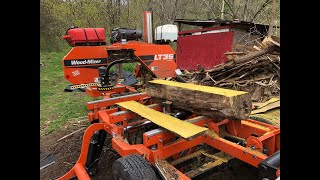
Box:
56;8;280;180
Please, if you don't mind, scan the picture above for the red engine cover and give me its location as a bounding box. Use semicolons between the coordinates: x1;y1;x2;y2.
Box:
63;28;106;46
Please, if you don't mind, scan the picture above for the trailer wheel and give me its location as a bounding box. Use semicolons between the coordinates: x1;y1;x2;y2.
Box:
112;154;157;180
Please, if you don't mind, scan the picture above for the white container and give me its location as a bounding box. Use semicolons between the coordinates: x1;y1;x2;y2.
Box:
155;24;178;42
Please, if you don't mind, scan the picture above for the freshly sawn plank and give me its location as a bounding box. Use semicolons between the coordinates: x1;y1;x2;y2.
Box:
116;100;207;139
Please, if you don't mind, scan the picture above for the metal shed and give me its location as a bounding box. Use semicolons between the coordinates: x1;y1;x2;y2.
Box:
173;19;274;71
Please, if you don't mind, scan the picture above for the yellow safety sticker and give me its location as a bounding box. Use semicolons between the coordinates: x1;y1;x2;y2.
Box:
97;86;114;91
70;83;101;89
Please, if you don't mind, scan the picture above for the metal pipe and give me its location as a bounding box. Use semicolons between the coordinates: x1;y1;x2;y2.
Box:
85;130;107;175
124;120;152;132
87;93;146;104
258;151;280;180
261;150;280;167
143;10;153;43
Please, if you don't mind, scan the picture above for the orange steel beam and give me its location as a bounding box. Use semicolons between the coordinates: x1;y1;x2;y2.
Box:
85;84;138;98
85;86;126;98
87;93;149;110
112;135;152;158
205;135;267;167
74;163;90;180
57;123;105;180
87;93;150;120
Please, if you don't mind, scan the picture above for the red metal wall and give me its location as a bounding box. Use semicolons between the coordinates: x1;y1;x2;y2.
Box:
176;27;233;70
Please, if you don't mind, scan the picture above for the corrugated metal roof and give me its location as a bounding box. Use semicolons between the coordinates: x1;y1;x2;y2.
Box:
173;19;279;30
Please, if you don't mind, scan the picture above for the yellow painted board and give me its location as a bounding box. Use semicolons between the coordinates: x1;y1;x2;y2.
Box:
116;101;208;139
148;80;248;97
258;98;279;109
251;101;280;114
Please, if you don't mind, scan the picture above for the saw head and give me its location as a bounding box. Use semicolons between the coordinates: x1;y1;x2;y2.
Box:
98;66;119;87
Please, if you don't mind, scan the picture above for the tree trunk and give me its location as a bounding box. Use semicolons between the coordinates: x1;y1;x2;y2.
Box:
268;0;276;37
250;0;271;22
221;0;225;19
145;80;252;120
243;0;249;21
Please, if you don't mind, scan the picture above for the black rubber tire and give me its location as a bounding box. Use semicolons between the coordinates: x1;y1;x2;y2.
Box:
112;154;157;180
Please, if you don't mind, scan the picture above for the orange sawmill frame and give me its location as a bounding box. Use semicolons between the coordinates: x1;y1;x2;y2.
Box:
85;84;138;98
58;93;280;180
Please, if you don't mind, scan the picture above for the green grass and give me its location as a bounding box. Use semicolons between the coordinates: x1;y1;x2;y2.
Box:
40;49;93;135
109;62;137;73
40;49;137;135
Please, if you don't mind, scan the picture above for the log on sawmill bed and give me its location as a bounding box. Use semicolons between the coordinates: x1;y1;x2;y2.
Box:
145;80;252;120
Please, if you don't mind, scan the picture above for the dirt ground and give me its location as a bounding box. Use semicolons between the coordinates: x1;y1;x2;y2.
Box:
40;122;259;180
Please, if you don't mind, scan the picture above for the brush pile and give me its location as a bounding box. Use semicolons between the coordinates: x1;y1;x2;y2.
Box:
180;36;280;102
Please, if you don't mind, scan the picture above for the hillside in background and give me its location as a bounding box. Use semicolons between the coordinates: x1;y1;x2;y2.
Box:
40;0;280;51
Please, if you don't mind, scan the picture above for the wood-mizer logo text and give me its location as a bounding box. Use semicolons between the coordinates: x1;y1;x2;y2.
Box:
70;59;102;66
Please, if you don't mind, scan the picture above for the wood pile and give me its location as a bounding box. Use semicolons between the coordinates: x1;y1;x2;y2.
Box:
179;36;280;102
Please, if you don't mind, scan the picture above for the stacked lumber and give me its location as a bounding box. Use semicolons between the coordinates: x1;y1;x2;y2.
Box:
180;36;280;102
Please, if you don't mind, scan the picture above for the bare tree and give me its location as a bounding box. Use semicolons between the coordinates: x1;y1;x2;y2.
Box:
268;0;276;36
250;0;272;22
40;0;280;51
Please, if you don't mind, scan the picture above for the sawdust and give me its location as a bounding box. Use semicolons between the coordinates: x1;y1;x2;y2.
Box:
250;108;280;127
